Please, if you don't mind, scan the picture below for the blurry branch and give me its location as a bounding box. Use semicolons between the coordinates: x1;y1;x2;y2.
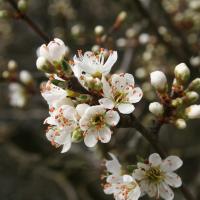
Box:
7;0;50;42
134;0;197;73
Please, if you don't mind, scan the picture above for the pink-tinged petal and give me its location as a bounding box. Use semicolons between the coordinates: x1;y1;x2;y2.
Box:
159;182;174;200
106;153;121;175
98;127;112;143
102;76;112;98
99;98;115;109
105;110;120;126
46;128;55;141
44;116;57;125
149;153;162;167
102;51;118;74
124;73;135;85
106;175;123;183
84;128;98;147
128;87;143;103
111;74;126;91
132;169;145;180
118;103;135;114
165;172;182;188
54;128;72;145
161;156;183;172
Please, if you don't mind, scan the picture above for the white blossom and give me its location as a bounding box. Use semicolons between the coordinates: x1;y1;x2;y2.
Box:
79;105;120;147
99;73;143;114
38;38;68;63
185;105;200;119
150;71;167;92
8;83;27;108
103;153;141;200
71;49;117;89
19;70;33;84
133;153;183;200
174;63;190;83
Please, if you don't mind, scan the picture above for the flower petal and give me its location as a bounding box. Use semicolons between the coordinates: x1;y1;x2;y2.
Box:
106;153;121;175
98;127;112;143
61;133;72;153
99;98;115;109
84;128;98;147
132;169;145;180
105;110;120;126
124;73;135;85
102;76;112;98
128;87;143;103
102;51;117;74
161;156;183;172
147;182;157;198
149;153;162;167
128;183;141;200
76;103;90;117
118;103;135;114
159;182;174;200
165;172;182;188
122;175;133;183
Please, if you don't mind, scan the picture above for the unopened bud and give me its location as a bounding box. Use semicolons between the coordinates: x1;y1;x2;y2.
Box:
8;60;18;71
150;71;168;92
36;56;49;71
185;91;199;103
149;102;164;117
2;70;9;79
171;98;183;107
185;105;200;119
72;128;83;142
94;25;104;35
175;119;187;129
19;70;33;84
17;0;28;12
188;78;200;92
117;11;127;22
0;10;9;19
174;63;190;84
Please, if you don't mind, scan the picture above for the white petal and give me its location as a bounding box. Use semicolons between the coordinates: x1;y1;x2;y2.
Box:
118;103;135;114
111;74;126;91
104;185;115;194
105;110;120;126
76;103;90;116
98;127;112;143
46;128;55;141
147;182;158;198
106;153;121;175
99;98;115;109
84;128;98;147
132;169;145;180
165;172;182;188
122;175;133;183
137;162;150;170
139;180;150;194
159;182;174;200
149;153;162;167
102;76;112;98
128;184;141;200
128;87;143;103
61;133;72;153
106;175;123;183
39;44;50;60
44;116;57;125
102;51;118;74
161;156;183;172
124;73;135;85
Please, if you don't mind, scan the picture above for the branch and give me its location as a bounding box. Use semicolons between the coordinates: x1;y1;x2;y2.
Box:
7;0;50;42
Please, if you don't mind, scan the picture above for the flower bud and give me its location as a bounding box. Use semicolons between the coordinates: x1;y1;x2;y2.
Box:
185;105;200;119
36;56;50;71
8;60;18;71
117;11;127;22
175;119;187;129
174;63;190;84
150;71;167;92
171;98;183;107
17;0;28;12
2;70;10;79
72;128;83;143
0;10;9;19
94;25;104;35
185;91;199;103
19;70;33;84
188;78;200;92
149;102;164;117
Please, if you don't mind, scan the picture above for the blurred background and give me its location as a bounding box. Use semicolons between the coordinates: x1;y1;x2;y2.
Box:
0;0;200;199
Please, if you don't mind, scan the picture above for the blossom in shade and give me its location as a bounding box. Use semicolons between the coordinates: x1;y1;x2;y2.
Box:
37;38;68;63
133;153;183;200
150;71;168;92
79;105;120;147
149;102;164;117
185;105;200;119
99;73;143;114
103;153;141;200
45;104;89;153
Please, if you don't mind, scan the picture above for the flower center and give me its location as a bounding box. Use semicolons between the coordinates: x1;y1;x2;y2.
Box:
145;166;164;183
91;114;105;128
92;71;102;79
114;91;126;103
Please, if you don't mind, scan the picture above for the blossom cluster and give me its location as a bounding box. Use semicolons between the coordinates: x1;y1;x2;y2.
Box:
102;153;183;200
36;38;143;153
149;63;200;129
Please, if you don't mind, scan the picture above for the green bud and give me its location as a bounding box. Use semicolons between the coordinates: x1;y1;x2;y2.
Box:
171;98;183;107
188;78;200;92
72;128;83;143
17;0;28;12
174;63;190;84
0;10;9;19
175;119;187;129
185;91;199;103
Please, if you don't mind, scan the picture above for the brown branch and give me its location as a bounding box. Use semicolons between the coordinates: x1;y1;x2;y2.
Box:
7;0;50;42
